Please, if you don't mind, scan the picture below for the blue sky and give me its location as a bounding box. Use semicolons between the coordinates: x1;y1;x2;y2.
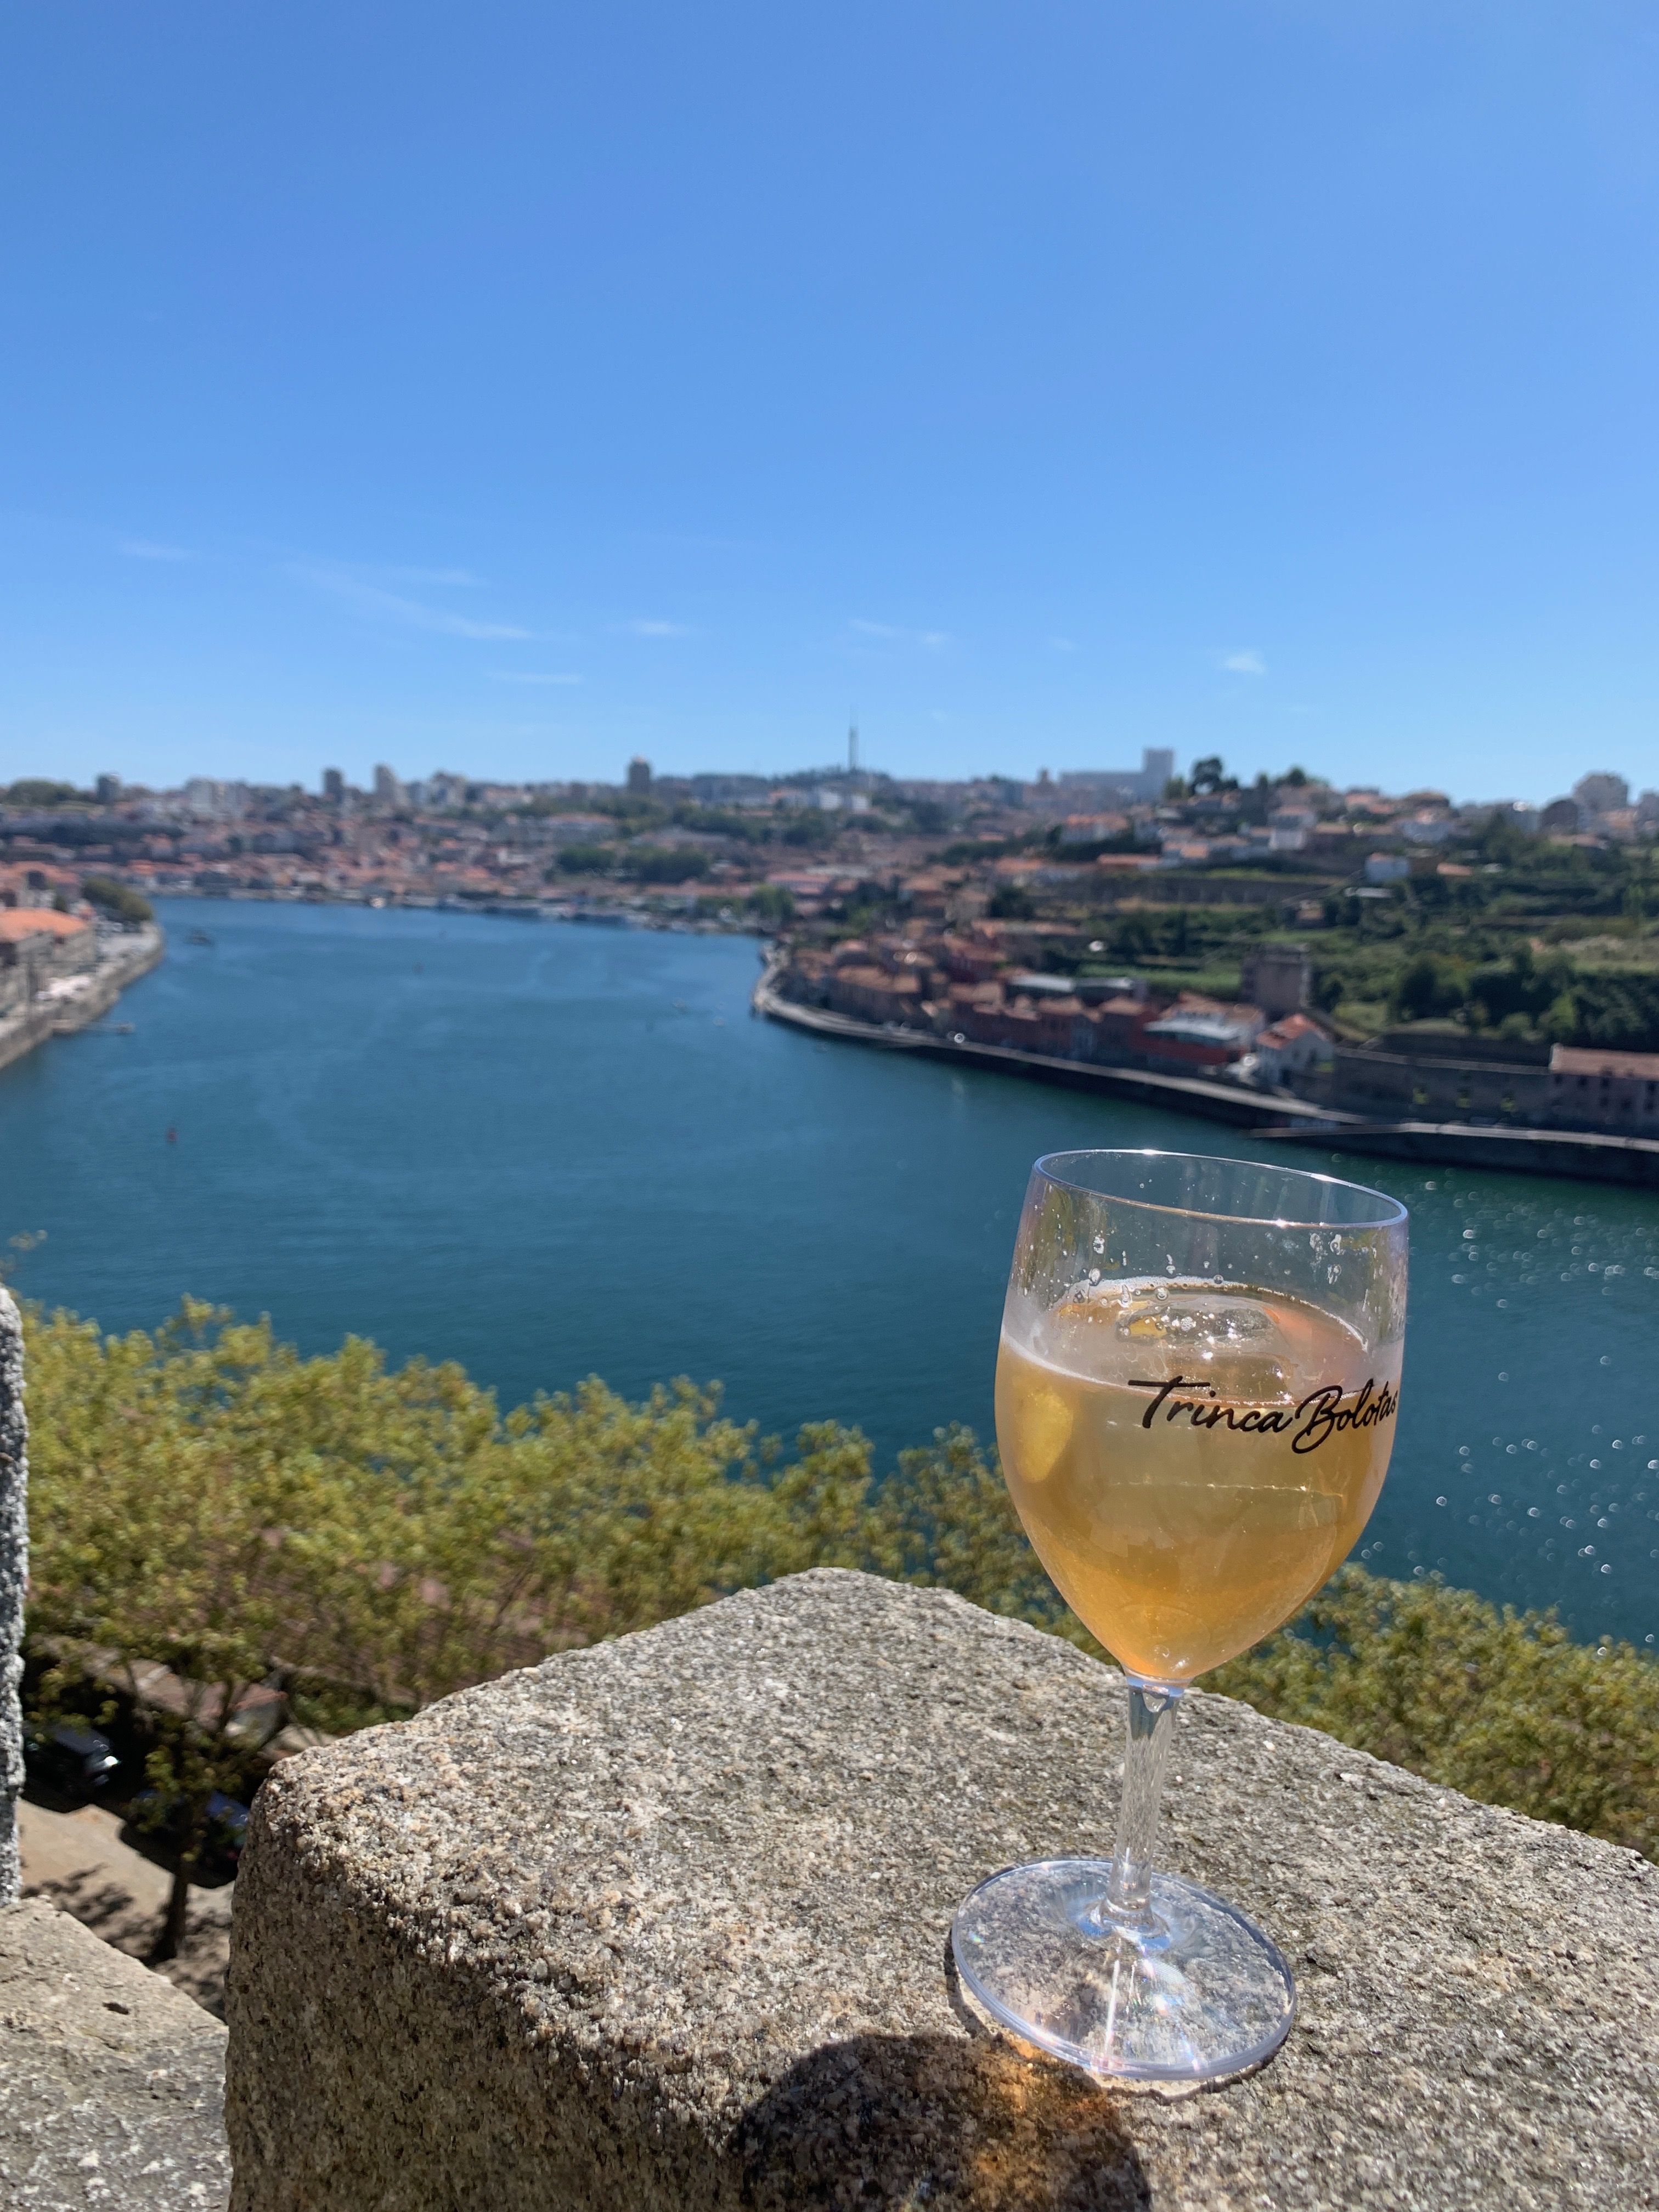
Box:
3;2;1657;800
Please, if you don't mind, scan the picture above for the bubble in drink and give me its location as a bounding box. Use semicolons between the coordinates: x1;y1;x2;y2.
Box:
996;1279;1401;1680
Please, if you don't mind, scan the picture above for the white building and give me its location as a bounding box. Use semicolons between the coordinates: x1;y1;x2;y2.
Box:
183;778;249;821
1251;1013;1332;1087
1054;748;1176;805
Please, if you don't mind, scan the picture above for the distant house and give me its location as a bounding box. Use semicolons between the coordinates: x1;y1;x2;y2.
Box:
1139;996;1265;1071
1364;853;1411;885
1058;812;1129;846
1077;995;1154;1064
1546;1046;1659;1136
1252;1014;1331;1087
826;964;924;1026
0;908;97;1018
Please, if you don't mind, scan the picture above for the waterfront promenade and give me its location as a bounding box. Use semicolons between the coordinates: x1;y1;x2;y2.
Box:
751;950;1339;1131
0;925;165;1075
754;955;1659;1188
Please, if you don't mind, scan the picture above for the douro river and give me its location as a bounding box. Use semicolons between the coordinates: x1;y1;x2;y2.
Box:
3;898;1655;1647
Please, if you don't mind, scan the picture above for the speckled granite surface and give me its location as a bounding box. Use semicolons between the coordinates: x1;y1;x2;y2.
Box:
0;1287;27;1904
0;1898;228;2209
228;1570;1658;2210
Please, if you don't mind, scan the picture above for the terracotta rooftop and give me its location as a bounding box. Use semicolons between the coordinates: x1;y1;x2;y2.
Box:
0;908;91;941
1549;1045;1659;1081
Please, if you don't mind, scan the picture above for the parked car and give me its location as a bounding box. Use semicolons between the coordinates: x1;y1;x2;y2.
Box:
24;1723;121;1793
130;1787;251;1876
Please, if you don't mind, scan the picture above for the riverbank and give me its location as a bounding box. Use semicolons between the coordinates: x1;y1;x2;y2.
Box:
3;898;1652;1644
0;927;165;1075
754;955;1659;1187
134;883;767;934
750;956;1340;1131
1262;1116;1659;1186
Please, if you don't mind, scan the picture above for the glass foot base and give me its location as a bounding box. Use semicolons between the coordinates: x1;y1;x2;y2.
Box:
951;1860;1295;2085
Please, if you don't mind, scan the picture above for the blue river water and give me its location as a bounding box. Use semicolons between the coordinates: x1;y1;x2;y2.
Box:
3;898;1656;1648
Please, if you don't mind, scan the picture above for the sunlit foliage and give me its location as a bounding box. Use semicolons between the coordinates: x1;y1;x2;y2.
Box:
20;1301;1657;1936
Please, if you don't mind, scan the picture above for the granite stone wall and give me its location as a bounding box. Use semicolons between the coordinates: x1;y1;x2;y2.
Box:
0;1289;26;1904
227;1570;1658;2210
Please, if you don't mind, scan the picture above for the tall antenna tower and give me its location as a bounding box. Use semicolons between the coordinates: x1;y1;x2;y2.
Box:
848;716;859;776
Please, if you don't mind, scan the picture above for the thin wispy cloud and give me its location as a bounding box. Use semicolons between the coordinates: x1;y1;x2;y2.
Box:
289;563;534;640
1047;635;1077;653
1220;648;1266;676
849;618;951;651
488;670;583;686
388;565;488;588
622;618;695;637
122;539;194;561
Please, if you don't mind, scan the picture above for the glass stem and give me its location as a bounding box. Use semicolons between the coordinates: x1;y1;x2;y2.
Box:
1107;1680;1182;1928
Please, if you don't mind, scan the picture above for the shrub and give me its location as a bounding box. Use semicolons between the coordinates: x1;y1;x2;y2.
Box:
5;780;84;808
81;876;154;926
1391;952;1468;1022
18;1304;1657;1877
747;884;796;924
1210;1569;1659;1859
987;883;1036;920
629;845;710;884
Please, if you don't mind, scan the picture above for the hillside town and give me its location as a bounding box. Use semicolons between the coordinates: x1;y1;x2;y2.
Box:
2;746;1653;917
4;747;1659;1126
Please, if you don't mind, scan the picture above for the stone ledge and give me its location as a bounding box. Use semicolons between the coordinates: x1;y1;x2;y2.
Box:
227;1569;1659;2210
0;1897;229;2209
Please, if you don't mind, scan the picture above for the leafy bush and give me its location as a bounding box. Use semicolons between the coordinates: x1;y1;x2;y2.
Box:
1464;944;1569;1030
1211;1570;1659;1859
629;845;710;883
80;876;154;926
552;845;615;876
4;779;84;808
1565;972;1659;1052
18;1301;1657;1912
1391;951;1469;1021
987;883;1036;919
747;883;796;924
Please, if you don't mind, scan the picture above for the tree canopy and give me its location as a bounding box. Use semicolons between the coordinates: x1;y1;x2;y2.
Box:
19;1298;1657;1959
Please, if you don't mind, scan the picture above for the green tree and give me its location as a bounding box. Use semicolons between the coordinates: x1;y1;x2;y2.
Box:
747;883;796;925
19;1302;1658;1886
629;845;711;884
4;780;85;807
987;882;1036;920
24;1304;443;1956
81;876;155;926
1392;952;1467;1022
1211;1570;1659;1859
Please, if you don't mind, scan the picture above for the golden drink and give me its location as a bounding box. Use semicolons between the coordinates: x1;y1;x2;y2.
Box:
996;1280;1400;1680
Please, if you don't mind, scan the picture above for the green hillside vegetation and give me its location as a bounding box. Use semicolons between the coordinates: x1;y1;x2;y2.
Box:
989;817;1659;1050
20;1301;1656;1960
80;876;155;927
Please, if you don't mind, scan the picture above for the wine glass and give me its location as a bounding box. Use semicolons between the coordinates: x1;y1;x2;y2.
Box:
952;1149;1408;2084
